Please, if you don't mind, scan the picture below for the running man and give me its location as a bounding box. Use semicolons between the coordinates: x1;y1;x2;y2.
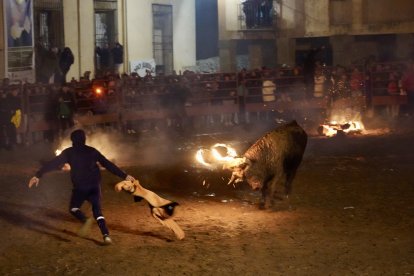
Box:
28;129;136;245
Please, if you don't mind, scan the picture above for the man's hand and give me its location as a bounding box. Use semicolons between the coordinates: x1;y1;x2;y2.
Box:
28;177;40;188
125;175;136;182
115;180;136;193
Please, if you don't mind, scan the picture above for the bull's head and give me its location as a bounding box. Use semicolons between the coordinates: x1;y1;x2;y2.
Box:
223;157;252;187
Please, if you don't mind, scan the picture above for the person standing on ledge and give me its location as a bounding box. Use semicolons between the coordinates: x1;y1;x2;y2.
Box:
28;129;136;245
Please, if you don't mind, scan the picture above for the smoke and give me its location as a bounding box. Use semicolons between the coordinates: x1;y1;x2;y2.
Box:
55;129;132;164
55;126;188;167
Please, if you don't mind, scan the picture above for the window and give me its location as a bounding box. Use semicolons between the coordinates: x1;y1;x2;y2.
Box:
39;13;49;47
152;4;173;75
94;0;117;48
34;0;63;49
95;12;115;48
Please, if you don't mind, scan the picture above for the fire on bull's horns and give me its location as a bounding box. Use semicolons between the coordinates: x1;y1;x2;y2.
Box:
195;143;244;169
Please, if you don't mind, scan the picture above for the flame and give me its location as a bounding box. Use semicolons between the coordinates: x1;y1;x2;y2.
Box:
196;149;211;167
55;147;71;171
320;121;365;137
211;143;237;162
195;143;239;168
95;87;103;95
55;144;70;156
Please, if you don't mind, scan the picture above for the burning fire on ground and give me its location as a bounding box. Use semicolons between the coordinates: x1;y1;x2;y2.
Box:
318;107;365;137
318;120;365;137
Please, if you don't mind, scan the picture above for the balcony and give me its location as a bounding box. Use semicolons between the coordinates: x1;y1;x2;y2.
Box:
238;0;276;31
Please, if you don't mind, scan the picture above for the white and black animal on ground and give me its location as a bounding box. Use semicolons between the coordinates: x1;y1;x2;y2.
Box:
225;121;308;209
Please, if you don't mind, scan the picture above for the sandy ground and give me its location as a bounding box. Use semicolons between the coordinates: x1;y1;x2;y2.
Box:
0;119;413;275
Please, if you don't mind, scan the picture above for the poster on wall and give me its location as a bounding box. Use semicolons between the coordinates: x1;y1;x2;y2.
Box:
4;0;35;82
130;59;156;77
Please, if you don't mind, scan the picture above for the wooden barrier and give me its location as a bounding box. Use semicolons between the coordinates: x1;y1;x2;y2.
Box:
121;109;167;121
186;103;239;117
245;98;328;112
371;95;408;106
75;113;120;126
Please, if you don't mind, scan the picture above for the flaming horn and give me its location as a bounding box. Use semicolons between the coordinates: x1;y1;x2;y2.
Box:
223;157;251;187
115;180;185;240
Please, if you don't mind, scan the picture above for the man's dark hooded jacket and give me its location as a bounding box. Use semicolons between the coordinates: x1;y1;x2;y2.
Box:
35;130;127;188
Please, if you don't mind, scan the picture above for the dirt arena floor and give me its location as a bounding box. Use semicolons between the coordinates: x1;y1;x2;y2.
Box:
0;118;413;275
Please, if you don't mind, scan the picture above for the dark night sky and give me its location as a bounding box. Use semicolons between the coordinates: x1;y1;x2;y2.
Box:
195;0;219;60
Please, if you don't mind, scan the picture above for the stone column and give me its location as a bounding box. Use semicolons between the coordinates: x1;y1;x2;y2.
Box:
248;43;263;70
261;41;277;68
276;37;295;67
330;35;354;66
63;0;94;79
352;0;363;32
396;34;414;61
219;40;237;73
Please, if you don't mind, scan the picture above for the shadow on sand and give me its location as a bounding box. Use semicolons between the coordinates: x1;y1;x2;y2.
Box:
0;201;105;245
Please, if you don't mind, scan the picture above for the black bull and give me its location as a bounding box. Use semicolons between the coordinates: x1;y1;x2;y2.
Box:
225;121;307;208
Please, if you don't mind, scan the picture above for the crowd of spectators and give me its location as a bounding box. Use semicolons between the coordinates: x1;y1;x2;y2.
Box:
0;58;413;147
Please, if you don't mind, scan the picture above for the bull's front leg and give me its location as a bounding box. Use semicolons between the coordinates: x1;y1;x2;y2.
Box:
260;177;276;209
259;182;268;209
267;171;288;208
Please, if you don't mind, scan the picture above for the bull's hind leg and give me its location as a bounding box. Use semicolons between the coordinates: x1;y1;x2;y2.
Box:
284;169;297;197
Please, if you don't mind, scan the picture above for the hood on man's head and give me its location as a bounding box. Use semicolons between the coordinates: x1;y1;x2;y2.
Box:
71;129;86;146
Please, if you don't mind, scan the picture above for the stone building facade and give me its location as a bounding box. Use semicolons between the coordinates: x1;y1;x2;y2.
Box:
218;0;414;70
0;0;196;82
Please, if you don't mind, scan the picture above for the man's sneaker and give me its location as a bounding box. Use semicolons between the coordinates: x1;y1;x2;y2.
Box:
77;217;94;238
103;235;112;245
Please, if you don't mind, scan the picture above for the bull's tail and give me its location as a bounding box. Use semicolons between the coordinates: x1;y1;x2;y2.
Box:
283;157;302;195
284;170;297;195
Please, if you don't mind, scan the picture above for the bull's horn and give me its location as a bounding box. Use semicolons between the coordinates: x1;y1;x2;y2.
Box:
224;157;247;169
228;173;236;185
244;157;252;166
